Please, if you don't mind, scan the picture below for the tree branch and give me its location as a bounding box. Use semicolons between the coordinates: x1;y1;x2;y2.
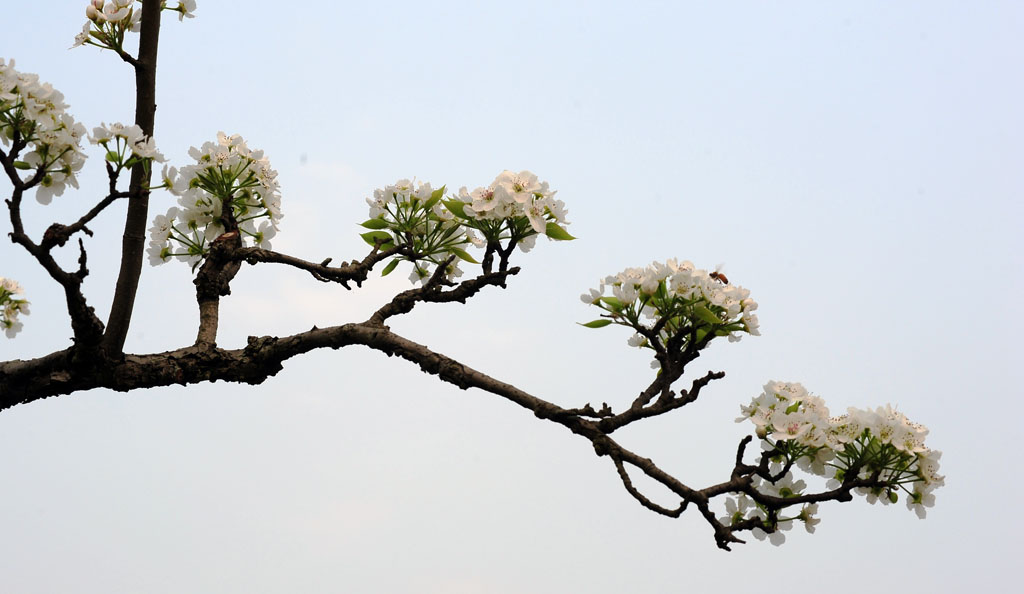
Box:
40;190;131;250
612;457;687;517
6;183;105;345
367;266;519;326
234;242;409;288
599;369;725;433
103;0;162;354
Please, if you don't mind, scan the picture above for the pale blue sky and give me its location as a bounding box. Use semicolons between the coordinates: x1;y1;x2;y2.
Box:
2;1;1022;592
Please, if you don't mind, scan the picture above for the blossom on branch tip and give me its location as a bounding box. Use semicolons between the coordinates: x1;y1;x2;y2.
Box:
797;504;820;533
718;495;752;527
74;1;151;52
359;170;569;283
581;259;759;352
146;132;281;268
492;170;541;204
100;1;133;23
906;488;936;519
72;22;93;48
453;170;570;242
580;286;603;305
253;220;277;250
737;381;944;522
89;121;165;164
0;59;87;204
175;0;197;21
86;1;102;22
0;277;30;338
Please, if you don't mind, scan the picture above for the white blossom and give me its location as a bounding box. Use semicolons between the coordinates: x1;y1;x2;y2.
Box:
797;504;821;533
147;132;281;267
584;259;760;353
0;277;30;338
737;381;944;521
0;60;87;203
177;0;197;21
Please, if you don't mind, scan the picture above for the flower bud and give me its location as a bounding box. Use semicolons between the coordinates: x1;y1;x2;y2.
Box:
86;4;99;20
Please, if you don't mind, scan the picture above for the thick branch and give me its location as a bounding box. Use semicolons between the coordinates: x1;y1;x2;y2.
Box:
103;0;162;354
0;323;566;415
193;231;243;347
0;315;888;551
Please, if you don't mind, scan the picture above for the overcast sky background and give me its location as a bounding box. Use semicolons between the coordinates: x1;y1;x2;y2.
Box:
1;1;1021;592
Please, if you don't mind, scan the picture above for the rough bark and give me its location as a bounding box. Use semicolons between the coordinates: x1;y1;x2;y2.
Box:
103;0;162;354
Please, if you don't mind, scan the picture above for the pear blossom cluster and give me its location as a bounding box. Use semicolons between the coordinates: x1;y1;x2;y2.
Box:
454;170;569;240
85;1;139;27
73;1;140;49
0;59;87;204
362;171;572;284
147;132;281;268
721;380;945;544
719;474;821;546
581;259;760;352
89;121;164;169
0;277;29;339
364;178;474;284
73;1;196;50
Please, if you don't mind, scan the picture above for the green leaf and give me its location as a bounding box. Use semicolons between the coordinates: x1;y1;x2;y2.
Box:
888;491;899;504
380;258;400;277
360;230;394;248
785;401;801;414
693;305;722;326
448;246;479;264
423;186;446;211
544;222;576;241
579;319;613;328
598;296;625;311
360;218;390;230
442;199;471;220
12;161;31;170
105;150;120;162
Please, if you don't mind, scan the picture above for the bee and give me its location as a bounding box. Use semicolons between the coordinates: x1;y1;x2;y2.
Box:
709;264;729;285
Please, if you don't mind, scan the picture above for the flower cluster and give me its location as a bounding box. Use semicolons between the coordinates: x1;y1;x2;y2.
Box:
89;121;164;170
719;474;820;546
0;59;87;204
73;1;196;50
725;380;944;542
74;1;140;49
453;170;570;244
362;171;572;284
0;277;30;339
581;259;759;355
363;178;474;284
147;132;281;268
